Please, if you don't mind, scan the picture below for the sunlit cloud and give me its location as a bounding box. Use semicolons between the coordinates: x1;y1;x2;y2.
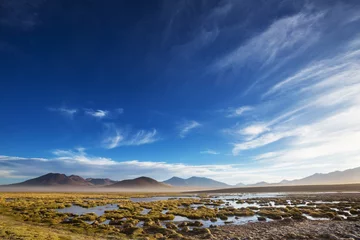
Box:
230;33;360;176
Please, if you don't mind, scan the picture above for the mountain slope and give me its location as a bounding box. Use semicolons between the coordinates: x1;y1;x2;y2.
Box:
108;177;171;188
163;176;229;188
283;167;360;186
163;177;188;186
86;178;117;186
11;173;93;186
234;167;360;187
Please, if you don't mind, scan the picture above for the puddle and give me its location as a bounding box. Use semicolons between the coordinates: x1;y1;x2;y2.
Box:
136;221;144;227
101;220;110;225
56;204;118;216
210;193;284;200
141;208;151;215
163;215;271;228
303;214;329;220
130;196;199;202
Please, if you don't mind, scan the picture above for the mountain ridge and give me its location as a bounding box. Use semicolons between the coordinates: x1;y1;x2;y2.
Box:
4;166;360;188
108;176;171;188
163;176;230;188
86;178;117;186
234;167;360;187
10;173;93;186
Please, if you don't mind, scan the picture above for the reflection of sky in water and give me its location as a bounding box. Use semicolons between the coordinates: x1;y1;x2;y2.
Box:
303;214;329;221
164;215;270;227
210;193;284;200
136;221;144;227
130;196;200;202
140;208;151;215
56;204;118;216
101;220;110;225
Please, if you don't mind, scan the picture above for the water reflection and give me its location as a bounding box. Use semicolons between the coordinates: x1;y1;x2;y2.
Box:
57;203;118;216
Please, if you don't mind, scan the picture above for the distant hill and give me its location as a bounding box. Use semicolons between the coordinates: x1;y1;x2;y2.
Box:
234;167;360;187
248;181;271;187
108;176;171;188
86;178;117;186
235;182;246;187
280;167;360;186
163;176;230;188
11;173;93;186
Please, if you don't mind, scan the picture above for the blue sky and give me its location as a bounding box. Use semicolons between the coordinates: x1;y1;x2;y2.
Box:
1;0;360;184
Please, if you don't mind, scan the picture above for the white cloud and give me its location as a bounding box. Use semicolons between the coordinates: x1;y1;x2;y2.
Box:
53;148;116;165
227;106;253;117
48;107;77;117
230;33;360;180
200;149;220;155
85;109;109;118
178;120;201;138
239;124;269;137
213;11;323;71
1;150;358;185
103;124;159;149
124;129;158;146
103;127;124;149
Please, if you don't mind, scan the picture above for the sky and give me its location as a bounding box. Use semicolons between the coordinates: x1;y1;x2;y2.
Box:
1;0;360;185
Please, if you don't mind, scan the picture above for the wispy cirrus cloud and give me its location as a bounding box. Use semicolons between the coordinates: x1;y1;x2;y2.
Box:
213;10;324;72
47;107;77;117
229;31;360;176
226;106;253;117
178;120;201;138
84;108;124;119
200;149;220;155
103;124;159;149
84;109;109;118
48;107;124;119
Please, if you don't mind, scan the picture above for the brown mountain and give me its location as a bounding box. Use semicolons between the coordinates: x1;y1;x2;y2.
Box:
86;178;117;186
108;176;171;188
11;173;93;186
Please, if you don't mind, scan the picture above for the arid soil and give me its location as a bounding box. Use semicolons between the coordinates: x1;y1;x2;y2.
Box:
211;219;360;240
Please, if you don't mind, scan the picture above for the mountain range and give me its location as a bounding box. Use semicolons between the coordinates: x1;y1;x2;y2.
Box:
86;178;117;186
163;176;230;188
3;166;360;188
236;167;360;187
9;173;92;186
108;177;170;188
8;173;169;188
